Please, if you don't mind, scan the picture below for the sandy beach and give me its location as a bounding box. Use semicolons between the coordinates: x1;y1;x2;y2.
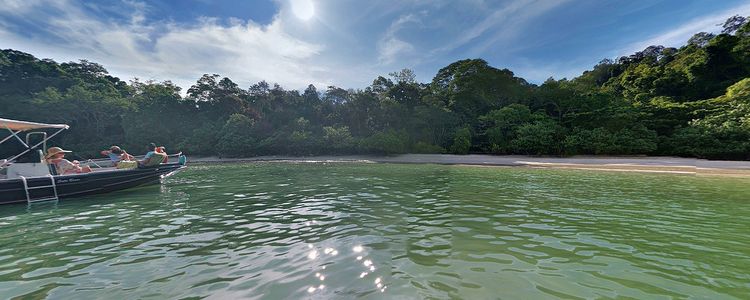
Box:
189;154;750;177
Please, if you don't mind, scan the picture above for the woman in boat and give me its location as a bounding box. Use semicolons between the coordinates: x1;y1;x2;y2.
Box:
46;147;93;175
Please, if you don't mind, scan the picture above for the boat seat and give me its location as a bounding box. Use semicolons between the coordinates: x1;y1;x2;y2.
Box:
139;153;167;168
16;149;44;163
7;162;51;179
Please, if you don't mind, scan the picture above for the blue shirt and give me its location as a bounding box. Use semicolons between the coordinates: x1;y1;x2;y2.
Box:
144;151;155;160
108;153;121;163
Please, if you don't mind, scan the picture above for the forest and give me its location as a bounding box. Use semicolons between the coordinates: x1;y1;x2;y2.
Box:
1;15;749;160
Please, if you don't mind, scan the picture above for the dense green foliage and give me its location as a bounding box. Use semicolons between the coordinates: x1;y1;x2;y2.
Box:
2;15;749;159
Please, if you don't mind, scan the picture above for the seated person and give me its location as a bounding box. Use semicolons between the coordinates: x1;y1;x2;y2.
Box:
155;146;169;163
139;143;167;167
100;145;134;166
46;147;92;175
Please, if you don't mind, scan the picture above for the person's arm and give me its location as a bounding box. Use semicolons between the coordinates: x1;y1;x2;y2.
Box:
123;151;134;161
100;150;110;156
58;159;82;174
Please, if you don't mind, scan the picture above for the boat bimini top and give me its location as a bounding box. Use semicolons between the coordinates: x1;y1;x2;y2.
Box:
0;118;70;170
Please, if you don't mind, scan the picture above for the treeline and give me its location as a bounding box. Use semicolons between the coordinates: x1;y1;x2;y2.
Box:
1;15;750;159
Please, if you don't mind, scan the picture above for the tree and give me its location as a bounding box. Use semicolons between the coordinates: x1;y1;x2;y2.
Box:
688;32;716;47
511;117;560;155
722;15;748;35
389;68;417;84
323;125;354;153
480;104;532;153
217;114;256;157
449;127;471;154
361;129;409;155
430;59;531;123
3;14;750;160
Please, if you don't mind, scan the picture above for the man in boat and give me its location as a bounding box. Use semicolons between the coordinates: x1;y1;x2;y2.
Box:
46;147;93;175
139;143;167;168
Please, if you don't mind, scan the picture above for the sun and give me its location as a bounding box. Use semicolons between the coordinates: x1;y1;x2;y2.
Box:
291;0;315;21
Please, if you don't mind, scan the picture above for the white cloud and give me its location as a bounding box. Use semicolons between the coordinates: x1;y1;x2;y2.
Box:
468;0;569;56
432;0;568;56
619;2;750;56
151;18;324;89
0;0;327;91
0;0;43;14
377;14;420;65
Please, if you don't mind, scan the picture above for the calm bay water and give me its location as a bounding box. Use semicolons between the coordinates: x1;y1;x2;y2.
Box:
0;162;749;299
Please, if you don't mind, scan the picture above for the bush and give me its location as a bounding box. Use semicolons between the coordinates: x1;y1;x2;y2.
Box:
178;121;220;155
565;125;657;155
323;125;355;154
216;114;256;157
615;125;657;154
667;126;750;159
449;127;471;154
412;141;445;154
564;127;615;155
287;130;319;156
511;121;558;155
486;126;512;154
360;129;409;155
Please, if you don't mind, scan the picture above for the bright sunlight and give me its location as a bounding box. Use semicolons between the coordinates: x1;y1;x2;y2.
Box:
291;0;315;21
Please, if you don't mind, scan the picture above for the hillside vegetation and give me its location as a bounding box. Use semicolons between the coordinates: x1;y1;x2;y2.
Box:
1;15;749;159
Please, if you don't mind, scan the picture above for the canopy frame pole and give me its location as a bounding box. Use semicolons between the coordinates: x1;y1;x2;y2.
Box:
1;127;68;170
0;129;22;145
1;126;28;148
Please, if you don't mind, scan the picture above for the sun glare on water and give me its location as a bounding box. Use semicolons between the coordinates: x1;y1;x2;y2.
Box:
291;0;315;21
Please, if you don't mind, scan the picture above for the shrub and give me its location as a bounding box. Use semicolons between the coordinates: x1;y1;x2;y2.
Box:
565;125;657;155
216;114;256;157
360;129;409;155
667;126;750;159
412;141;445;154
564;127;615;155
511;121;558;155
449;127;471;154
323;125;355;154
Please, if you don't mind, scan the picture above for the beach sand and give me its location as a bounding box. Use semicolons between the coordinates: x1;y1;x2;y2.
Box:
189;154;750;177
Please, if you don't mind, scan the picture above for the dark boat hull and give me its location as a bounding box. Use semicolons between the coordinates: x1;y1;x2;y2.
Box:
0;163;185;205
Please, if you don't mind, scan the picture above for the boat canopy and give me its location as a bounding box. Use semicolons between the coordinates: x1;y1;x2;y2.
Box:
1;118;70;169
0;118;69;131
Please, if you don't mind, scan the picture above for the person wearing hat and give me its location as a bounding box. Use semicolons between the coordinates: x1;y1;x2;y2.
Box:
100;145;134;166
46;147;92;175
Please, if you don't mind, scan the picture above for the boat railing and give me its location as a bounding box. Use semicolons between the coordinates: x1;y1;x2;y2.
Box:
81;153;183;169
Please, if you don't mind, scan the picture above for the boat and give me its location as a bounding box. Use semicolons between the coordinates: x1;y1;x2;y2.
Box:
0;118;187;205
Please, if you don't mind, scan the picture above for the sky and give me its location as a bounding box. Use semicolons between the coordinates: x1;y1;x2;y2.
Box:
1;0;749;92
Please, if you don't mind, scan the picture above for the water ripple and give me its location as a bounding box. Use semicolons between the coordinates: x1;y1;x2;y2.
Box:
0;163;748;299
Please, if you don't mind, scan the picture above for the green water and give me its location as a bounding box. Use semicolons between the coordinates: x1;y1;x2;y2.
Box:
1;162;749;299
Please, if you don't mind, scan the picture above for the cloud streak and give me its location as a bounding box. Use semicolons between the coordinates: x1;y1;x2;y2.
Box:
432;0;568;56
377;14;420;65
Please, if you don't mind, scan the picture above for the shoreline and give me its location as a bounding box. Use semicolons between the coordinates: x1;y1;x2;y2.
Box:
188;154;750;177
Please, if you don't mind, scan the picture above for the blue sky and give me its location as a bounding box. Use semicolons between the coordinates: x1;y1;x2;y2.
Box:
1;0;748;91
